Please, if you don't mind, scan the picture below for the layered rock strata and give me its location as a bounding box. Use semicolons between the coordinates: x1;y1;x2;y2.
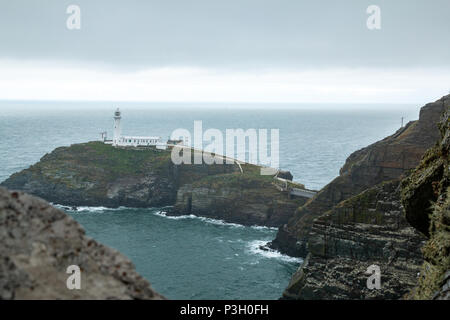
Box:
271;95;449;257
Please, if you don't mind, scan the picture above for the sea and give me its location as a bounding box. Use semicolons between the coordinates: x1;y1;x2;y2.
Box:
0;100;420;299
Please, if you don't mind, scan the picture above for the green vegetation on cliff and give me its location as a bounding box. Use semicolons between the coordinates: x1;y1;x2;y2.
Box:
2;141;179;207
40;141;173;178
401;104;449;300
2;141;246;208
192;163;273;189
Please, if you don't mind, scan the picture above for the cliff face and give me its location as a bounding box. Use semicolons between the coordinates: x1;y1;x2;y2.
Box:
281;95;449;300
0;187;164;299
401;105;449;299
283;181;425;299
1;142;305;228
1;142;179;208
171;165;307;227
271;95;449;257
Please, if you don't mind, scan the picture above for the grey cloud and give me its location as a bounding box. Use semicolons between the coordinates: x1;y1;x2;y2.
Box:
0;0;449;70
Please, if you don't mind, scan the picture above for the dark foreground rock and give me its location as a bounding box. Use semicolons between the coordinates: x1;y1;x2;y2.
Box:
271;95;449;257
0;187;164;299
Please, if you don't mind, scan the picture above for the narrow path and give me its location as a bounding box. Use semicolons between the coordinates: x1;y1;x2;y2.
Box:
168;144;317;199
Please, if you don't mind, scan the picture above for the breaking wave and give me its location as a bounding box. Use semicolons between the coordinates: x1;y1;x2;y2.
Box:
154;210;278;231
247;240;303;263
53;204;126;213
153;210;245;228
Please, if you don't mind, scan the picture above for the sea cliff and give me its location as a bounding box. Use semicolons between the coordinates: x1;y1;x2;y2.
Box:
282;180;425;299
170;163;308;227
271;95;449;257
279;94;449;299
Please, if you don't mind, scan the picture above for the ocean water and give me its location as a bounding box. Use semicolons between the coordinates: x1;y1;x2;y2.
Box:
0;101;420;299
62;206;300;300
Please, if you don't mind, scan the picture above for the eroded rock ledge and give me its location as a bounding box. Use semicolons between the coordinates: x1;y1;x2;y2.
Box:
169;165;307;227
283;181;425;299
0;187;164;299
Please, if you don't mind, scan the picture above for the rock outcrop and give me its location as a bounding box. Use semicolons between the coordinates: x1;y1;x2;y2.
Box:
401;104;449;300
282;180;425;299
171;167;307;227
271;95;449;257
1;142;306;228
0;187;164;299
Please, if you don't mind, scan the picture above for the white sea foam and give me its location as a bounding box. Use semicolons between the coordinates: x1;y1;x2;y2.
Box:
52;204;126;213
72;206;109;212
152;210;196;220
196;217;245;228
247;240;303;263
249;225;278;231
153;211;248;228
55;203;278;231
153;211;282;232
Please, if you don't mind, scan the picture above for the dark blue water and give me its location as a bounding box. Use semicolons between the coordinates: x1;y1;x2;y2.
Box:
62;206;299;299
0;100;420;299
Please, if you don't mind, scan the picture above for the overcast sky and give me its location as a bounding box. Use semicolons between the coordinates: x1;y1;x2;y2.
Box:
0;0;449;105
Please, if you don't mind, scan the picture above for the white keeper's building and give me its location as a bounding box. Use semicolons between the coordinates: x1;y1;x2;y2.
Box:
103;108;165;148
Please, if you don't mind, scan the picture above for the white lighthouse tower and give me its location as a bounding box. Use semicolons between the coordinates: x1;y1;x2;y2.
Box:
105;108;164;148
113;108;122;146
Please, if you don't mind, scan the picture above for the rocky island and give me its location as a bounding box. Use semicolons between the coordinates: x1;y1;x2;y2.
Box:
1;143;309;228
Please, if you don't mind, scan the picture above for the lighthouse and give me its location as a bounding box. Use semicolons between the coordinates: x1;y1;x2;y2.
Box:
113;108;122;146
105;108;164;148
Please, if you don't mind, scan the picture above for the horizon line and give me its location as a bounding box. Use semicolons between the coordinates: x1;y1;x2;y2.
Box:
0;98;421;105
